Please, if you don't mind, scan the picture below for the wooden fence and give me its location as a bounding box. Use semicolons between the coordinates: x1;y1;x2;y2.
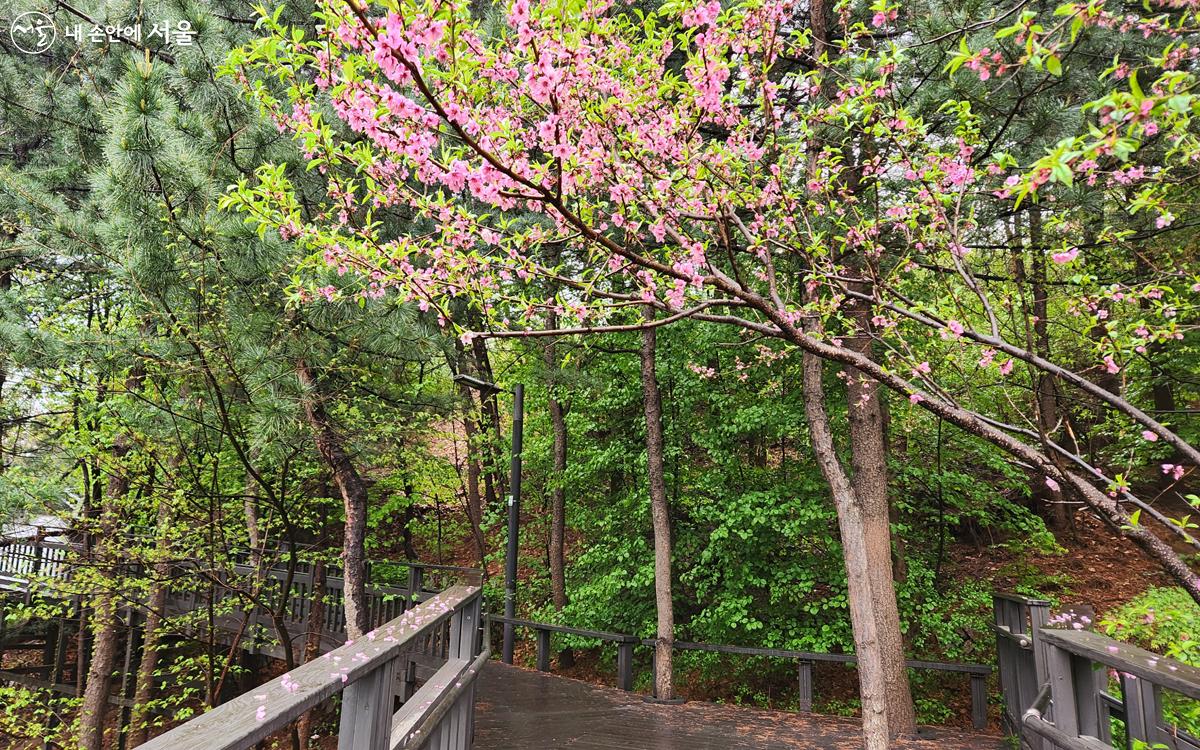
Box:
0;536;474;656
491;614;992;729
993;592;1200;750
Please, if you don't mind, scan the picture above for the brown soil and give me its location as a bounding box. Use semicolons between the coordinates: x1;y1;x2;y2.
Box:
950;511;1176;617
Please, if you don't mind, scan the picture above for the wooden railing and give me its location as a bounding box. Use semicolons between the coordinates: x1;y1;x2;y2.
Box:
994;592;1053;740
138;585;485;750
994;593;1200;750
0;538;73;603
491;614;992;728
0;536;475;643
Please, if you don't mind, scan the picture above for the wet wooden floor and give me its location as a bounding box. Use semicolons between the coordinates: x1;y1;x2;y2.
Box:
474;662;1008;749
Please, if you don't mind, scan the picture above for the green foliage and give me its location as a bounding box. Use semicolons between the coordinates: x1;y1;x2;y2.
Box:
1102;588;1200;738
1102;587;1200;665
0;686;77;747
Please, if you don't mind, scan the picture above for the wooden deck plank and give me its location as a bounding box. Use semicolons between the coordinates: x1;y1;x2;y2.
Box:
473;662;1007;750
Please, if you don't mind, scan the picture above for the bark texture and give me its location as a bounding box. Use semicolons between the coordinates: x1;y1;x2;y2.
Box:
843;296;917;738
297;559;328;750
802;352;902;750
128;496;173;747
546;311;569;613
296;358;370;638
640;308;675;701
78;459;128;750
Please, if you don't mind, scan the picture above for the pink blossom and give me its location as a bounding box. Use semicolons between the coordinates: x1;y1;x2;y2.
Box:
1141;430;1158;442
1162;463;1185;481
682;0;721;28
1052;247;1080;264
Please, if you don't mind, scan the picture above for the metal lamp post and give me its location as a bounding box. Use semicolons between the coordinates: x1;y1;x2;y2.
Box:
453;374;523;664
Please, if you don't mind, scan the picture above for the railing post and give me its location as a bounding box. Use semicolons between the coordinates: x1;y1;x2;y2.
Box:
400;658;417;702
338;659;398;750
1045;640;1080;738
406;565;423;611
797;660;813;713
616;639;634;692
25;542;43;605
994;594;1050;748
448;593;481;750
1042;638;1108;744
970;672;987;730
1122;671;1163;747
536;628;551;672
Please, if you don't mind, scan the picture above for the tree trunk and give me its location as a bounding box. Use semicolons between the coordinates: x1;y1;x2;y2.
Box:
802;352;904;750
244;470;264;574
0;256;10;477
401;483;420;561
78;459;129;750
842;295;917;738
1026;209;1071;530
129;496;173;747
79;592;118;750
297;560;328;750
451;347;486;565
469;319;505;506
640;308;675;701
295;358;370;639
546;313;569;614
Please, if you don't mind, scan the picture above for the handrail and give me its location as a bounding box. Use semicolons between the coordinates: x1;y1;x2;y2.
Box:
496;616;638;643
139;584;483;750
993;592;1052;607
1038;627;1200;700
489;614;991;728
0;537;479;579
994;592;1200;750
659;638;991;674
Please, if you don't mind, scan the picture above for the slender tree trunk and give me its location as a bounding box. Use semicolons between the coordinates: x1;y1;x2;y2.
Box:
1135;253;1181;478
1022;209;1071;530
802;352;900;750
79;591;118;750
0;258;10;477
843;294;917;738
450;346;486;565
297;560;328;750
469;320;505;506
401;483;420;561
78;453;129;750
640;308;675;701
545;312;569;613
244;470;264;573
295;359;370;639
129;496;173;747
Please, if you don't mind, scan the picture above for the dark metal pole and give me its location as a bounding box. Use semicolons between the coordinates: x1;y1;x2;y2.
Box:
502;383;524;664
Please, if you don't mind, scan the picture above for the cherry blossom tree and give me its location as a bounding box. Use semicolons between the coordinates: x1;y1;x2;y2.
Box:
223;0;1200;743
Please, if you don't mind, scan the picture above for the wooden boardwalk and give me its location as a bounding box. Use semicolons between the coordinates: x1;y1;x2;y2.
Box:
473;662;1007;749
